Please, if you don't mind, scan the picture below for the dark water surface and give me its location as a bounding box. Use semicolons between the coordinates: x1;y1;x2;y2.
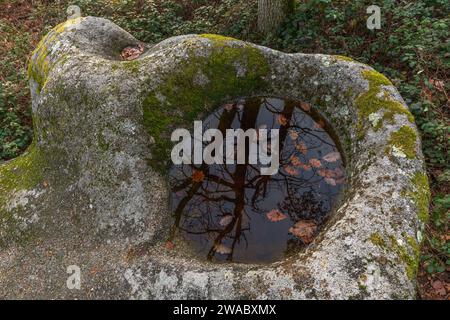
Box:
169;97;345;263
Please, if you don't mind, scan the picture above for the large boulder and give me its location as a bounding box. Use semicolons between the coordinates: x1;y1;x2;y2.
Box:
0;17;429;299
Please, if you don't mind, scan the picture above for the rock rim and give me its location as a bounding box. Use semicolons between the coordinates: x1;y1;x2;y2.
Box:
0;17;430;299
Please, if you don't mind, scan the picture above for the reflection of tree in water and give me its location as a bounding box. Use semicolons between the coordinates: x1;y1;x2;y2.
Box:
169;97;345;263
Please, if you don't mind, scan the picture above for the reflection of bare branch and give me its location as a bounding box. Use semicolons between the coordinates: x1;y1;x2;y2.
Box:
170;97;345;262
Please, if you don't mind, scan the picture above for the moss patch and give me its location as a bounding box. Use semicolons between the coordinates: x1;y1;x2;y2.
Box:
0;143;46;247
27;18;83;93
385;125;417;159
142;35;269;172
403;172;431;223
369;233;386;248
355;70;415;139
389;235;420;280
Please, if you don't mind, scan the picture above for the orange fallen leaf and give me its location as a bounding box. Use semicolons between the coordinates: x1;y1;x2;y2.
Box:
289;220;317;244
309;158;322;168
266;209;287;222
277;114;288;126
296;141;308;155
121;44;144;61
284;165;299;176
301;164;312;171
192;169;205;183
290;155;302;167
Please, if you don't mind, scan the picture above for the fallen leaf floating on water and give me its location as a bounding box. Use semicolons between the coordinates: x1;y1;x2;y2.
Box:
318;168;335;178
277;114;288;126
219;215;233;226
192;169;205;183
121;44;144;61
214;243;232;255
289;130;299;140
324;177;337;186
266;209;287;222
299;101;311;112
295;141;308;155
301;163;312;171
284;165;299;176
309;158;322;168
323;152;341;163
289;220;317;244
290;155;302;167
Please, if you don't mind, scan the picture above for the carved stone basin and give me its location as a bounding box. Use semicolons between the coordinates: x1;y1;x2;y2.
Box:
0;17;429;299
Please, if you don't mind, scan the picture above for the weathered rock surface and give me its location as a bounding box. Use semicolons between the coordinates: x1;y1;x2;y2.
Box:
0;17;430;299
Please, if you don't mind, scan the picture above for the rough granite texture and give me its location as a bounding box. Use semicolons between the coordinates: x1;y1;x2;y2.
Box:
0;17;430;299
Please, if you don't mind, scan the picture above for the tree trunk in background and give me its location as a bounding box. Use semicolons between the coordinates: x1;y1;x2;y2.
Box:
257;0;294;35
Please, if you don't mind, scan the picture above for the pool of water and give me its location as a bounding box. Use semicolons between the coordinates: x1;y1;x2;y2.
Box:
169;97;346;263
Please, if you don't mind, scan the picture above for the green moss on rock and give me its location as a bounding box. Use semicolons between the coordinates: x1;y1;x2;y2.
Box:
385;125;417;159
389;235;420;280
28;18;83;93
142;35;270;172
355;70;415;139
404;172;431;223
369;233;386;248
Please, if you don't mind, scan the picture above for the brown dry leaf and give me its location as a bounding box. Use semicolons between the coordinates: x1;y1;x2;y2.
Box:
215;243;232;255
318;168;335;178
309;158;322;168
301;164;312;171
289;220;317;244
299;101;311;112
219;215;233;226
323;152;341;163
121;44;144;61
165;241;175;250
266;209;287;222
290;155;302;167
192;169;205;183
295;141;308;155
277;114;288;126
430;79;445;92
284;165;299;176
289;130;299;140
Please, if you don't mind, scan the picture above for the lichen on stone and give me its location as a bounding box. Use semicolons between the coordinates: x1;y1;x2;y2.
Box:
141;35;270;172
385;125;417;159
404;172;431;223
355;70;415;139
